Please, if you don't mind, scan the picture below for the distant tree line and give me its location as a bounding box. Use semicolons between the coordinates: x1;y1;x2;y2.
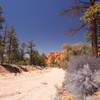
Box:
0;5;47;66
0;26;47;66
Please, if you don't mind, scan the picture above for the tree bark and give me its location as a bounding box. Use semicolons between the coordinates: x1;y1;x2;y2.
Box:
90;0;98;57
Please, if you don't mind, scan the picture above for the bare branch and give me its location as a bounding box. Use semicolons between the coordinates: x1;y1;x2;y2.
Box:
65;24;86;36
59;4;89;16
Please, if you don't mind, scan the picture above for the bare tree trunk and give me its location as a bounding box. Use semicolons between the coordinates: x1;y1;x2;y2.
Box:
8;38;12;64
29;47;32;65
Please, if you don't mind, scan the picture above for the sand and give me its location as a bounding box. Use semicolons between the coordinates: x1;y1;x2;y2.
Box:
0;68;65;100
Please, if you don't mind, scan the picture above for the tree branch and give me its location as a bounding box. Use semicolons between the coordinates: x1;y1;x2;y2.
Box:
59;5;89;16
65;24;86;35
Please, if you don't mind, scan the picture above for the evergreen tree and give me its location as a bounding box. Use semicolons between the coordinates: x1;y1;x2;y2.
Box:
0;35;5;64
20;42;26;61
0;5;5;64
27;40;35;65
6;26;20;64
60;0;100;56
39;53;47;67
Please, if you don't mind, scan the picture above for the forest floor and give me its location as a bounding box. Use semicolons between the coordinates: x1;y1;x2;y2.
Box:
0;68;65;100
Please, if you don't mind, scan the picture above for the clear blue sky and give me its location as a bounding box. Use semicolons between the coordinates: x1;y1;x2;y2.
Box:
0;0;87;54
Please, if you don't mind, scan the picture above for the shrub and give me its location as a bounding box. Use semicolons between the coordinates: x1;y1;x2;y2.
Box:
64;55;100;100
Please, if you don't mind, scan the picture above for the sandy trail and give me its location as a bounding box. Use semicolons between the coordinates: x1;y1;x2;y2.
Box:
0;68;65;100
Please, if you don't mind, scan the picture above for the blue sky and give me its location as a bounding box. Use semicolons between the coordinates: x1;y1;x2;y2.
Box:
0;0;87;54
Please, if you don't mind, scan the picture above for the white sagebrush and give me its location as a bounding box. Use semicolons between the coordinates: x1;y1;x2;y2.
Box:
64;55;100;100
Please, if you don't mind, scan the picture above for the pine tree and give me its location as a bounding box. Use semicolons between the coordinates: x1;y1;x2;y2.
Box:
0;5;5;64
60;0;100;56
0;35;5;64
20;42;26;61
27;40;35;65
6;26;20;64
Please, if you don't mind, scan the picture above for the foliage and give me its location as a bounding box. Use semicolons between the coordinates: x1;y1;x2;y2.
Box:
64;55;100;100
46;44;91;69
62;44;72;61
29;51;47;67
0;25;47;66
72;44;92;55
86;32;100;43
0;35;5;64
60;0;100;56
0;5;47;66
39;53;47;67
20;42;26;61
5;26;20;64
59;44;92;69
81;3;100;23
26;40;36;65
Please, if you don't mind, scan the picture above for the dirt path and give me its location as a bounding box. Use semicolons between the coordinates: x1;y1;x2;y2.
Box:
0;68;65;100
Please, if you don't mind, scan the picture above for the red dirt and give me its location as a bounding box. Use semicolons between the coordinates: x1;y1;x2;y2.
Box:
0;65;9;73
0;65;33;74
